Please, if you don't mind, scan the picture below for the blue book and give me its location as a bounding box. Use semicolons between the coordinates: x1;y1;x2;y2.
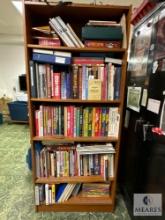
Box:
29;60;37;98
66;72;71;98
56;183;67;202
32;53;71;65
114;67;121;100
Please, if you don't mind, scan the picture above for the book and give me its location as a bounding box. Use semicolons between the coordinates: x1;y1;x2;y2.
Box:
55;16;78;47
73;57;104;65
120;13;127;49
29;60;37;98
81;183;110;197
105;57;122;65
82;26;123;40
56;183;67;202
32;25;55;35
88;79;102;100
33;36;61;46
49;18;75;47
87;20;120;26
32;49;71;57
32;52;71;65
84;40;121;48
66;23;84;48
114;67;121;100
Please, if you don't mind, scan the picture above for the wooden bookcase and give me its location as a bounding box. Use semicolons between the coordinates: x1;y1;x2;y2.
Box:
23;0;131;212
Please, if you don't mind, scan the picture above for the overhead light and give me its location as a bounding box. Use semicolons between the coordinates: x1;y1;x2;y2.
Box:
12;0;23;14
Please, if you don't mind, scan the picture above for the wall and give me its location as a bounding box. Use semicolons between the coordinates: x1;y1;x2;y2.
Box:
0;43;25;99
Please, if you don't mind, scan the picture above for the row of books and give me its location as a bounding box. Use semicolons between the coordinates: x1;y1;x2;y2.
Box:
30;58;121;100
31;15;125;48
35;183;110;205
35;183;81;205
35;106;120;137
35;143;115;178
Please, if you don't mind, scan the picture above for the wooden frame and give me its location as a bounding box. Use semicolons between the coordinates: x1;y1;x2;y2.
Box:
23;0;131;212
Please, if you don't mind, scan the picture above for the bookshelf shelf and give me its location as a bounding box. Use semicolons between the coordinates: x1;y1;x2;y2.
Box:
31;98;121;104
23;0;131;212
33;136;118;143
36;176;114;184
28;44;126;53
37;196;113;212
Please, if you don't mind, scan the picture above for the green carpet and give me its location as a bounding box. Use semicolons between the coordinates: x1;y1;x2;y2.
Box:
0;123;130;220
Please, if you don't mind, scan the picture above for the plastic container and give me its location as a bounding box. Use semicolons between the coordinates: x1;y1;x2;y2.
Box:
8;101;28;121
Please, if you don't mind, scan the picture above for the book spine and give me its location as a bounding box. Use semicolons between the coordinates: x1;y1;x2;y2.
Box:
114;66;121;100
29;60;37;98
53;72;61;99
49;18;75;47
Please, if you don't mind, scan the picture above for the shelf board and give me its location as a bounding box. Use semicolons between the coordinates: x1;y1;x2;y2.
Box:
28;44;126;53
33;136;118;142
36;195;113;212
36;175;114;184
31;98;120;104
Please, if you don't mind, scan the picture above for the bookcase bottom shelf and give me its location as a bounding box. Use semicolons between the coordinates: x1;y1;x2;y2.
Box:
36;196;113;212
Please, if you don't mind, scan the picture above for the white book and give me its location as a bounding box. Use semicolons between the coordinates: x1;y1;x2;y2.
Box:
49;19;75;47
120;13;127;49
33;49;53;55
107;63;115;100
35;185;40;205
54;51;71;57
105;57;122;65
53;17;75;47
64;184;76;201
67;23;84;48
56;16;78;47
33;49;71;57
45;184;49;205
108;107;120;137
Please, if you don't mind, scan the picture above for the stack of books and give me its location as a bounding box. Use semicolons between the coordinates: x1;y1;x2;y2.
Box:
32;25;61;46
82;20;123;48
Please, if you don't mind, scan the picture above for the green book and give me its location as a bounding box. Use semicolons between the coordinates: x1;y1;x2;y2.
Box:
82;26;123;40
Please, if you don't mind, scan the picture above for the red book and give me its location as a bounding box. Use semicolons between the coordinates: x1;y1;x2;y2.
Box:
94;107;101;136
73;57;104;65
52;72;61;99
85;40;121;48
35;110;39;136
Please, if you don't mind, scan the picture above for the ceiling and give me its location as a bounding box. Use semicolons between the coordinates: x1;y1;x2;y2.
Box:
0;0;143;44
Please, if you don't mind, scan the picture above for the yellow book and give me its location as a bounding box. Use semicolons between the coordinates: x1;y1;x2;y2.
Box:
88;79;102;100
52;184;56;204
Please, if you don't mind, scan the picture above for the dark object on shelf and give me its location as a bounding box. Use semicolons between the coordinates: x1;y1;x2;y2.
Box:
0;113;3;124
19;74;27;92
26;148;32;171
8;101;28;122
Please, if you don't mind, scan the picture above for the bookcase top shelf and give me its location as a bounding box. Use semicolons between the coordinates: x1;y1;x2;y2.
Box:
36;176;114;184
31;98;121;104
27;44;126;53
25;3;131;26
33;136;118;142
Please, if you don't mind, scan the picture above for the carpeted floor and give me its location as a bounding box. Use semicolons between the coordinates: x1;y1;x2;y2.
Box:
0;123;131;220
